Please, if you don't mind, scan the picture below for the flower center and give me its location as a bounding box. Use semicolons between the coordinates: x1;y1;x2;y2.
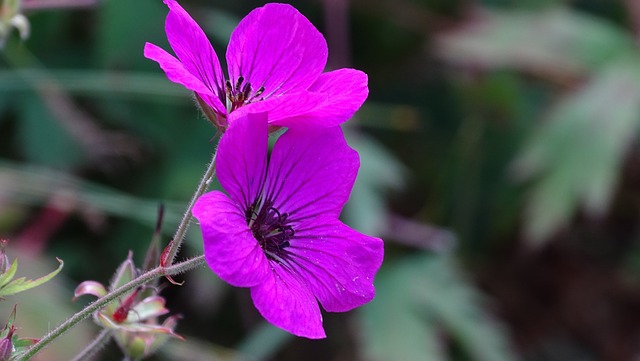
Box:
225;76;265;112
246;201;293;261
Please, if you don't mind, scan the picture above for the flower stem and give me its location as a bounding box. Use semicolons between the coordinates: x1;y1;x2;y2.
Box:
164;149;217;265
69;329;111;361
16;255;206;361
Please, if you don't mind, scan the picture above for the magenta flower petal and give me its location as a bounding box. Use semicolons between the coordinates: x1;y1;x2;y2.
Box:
215;112;268;210
309;69;369;121
193;191;270;288
263;125;359;221
143;43;216;98
230;91;328;125
251;265;325;339
288;216;384;312
145;0;226;115
147;2;368;128
270;69;368;127
164;0;226;105
194;113;383;338
240;69;368;128
226;3;327;99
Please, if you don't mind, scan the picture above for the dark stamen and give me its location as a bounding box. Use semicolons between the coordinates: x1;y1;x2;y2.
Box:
242;82;252;100
235;76;244;90
247;201;294;260
253;86;265;99
225;76;266;111
225;80;233;98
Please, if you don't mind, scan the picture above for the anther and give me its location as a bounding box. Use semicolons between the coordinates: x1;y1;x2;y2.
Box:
235;76;244;91
254;86;265;98
225;80;233;99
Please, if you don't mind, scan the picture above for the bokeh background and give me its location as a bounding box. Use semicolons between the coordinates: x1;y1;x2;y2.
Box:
2;0;640;360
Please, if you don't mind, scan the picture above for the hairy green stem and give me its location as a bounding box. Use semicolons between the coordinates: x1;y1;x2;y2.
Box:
17;255;206;361
164;150;217;265
69;329;111;361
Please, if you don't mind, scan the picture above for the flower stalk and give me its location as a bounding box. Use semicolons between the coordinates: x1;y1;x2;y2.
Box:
163;150;217;266
69;329;111;361
16;255;205;361
16;139;217;361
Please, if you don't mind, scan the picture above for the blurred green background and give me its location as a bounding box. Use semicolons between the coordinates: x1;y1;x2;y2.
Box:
3;0;640;360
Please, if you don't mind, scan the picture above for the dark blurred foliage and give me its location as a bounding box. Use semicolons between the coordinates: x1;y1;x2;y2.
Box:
3;0;640;360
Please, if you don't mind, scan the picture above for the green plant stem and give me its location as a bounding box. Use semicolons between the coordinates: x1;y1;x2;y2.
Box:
16;255;206;361
70;329;111;361
164;149;217;265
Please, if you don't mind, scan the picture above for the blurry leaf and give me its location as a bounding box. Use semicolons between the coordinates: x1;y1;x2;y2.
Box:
344;131;406;235
0;260;17;287
198;7;240;46
0;258;62;297
512;58;640;243
16;95;83;167
357;102;423;131
0;250;94;360
0;69;188;102
96;0;165;67
236;322;292;361
159;336;242;361
0;160;185;231
361;254;517;361
438;7;633;78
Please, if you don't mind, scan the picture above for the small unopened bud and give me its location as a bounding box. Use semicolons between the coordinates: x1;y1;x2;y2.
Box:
194;93;227;131
0;327;14;361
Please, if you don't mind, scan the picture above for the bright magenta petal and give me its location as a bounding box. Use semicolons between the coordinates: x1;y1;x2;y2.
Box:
287;217;384;312
230;91;327;126
226;3;327;99
270;69;369;128
144;43;216;97
250;265;326;339
263;125;359;221
307;69;368;122
163;0;226;114
192;191;269;288
216;112;268;210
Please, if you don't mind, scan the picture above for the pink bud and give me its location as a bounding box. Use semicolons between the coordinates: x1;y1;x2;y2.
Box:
0;327;14;361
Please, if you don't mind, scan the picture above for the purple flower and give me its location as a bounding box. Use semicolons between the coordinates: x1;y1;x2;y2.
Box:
191;113;384;338
145;1;368;130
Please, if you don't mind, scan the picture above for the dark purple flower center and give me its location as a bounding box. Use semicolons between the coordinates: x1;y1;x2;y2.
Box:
226;76;265;112
246;200;293;261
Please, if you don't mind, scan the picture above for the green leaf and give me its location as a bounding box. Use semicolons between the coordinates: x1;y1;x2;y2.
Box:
236;322;292;361
512;58;640;243
438;7;633;76
12;338;37;349
344;131;406;235
0;258;63;297
0;260;17;288
361;255;517;361
0;251;93;360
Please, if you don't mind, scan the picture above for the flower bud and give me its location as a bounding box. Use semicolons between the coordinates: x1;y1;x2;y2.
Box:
195;94;227;131
0;327;13;361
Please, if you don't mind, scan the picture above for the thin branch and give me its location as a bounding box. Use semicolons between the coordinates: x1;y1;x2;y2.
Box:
69;329;111;361
163;150;217;265
16;255;206;361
